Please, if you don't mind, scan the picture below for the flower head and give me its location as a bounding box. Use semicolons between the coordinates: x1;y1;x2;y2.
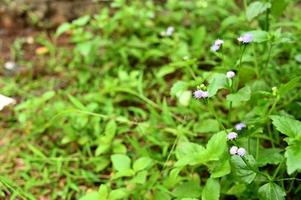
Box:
214;39;224;46
160;26;175;37
4;61;17;70
226;71;236;79
235;122;246;131
166;26;175;36
210;45;220;52
229;146;238;155
210;39;224;52
0;94;16;111
237;148;246;157
238;33;253;44
193;90;209;99
227;132;238;140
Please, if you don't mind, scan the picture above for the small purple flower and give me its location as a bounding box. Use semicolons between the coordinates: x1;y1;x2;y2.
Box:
226;71;235;79
193;90;209;99
227;132;238;140
237;148;246;157
210;39;224;52
238;33;253;44
229;146;238;155
235;122;246;131
201;91;209;98
210;44;220;52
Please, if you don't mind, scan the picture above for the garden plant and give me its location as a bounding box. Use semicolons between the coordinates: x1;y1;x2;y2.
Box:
1;0;301;199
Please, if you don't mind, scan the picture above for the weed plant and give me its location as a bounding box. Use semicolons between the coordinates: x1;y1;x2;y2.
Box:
1;0;301;199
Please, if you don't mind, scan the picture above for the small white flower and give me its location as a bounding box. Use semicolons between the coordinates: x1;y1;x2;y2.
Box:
166;26;175;36
214;39;224;46
237;36;244;42
235;122;246;131
229;146;238;155
193;90;209;99
210;39;224;52
237;33;253;44
226;71;235;79
4;61;17;70
0;94;16;111
237;148;246;157
201;91;209;98
227;132;238;140
210;44;220;52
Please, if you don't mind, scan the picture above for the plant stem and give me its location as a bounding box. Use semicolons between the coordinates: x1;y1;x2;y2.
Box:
248;137;251;155
234;45;247;91
239;45;247;69
252;44;260;78
256;137;260;159
265;5;270;31
272;159;285;180
267;96;280;146
265;44;273;69
163;135;179;169
242;157;271;181
243;0;248;10
207;100;225;130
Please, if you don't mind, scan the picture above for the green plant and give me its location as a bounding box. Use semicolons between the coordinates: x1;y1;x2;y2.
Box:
1;0;301;199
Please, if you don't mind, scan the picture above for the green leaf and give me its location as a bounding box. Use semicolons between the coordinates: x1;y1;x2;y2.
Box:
171;81;189;96
175;131;227;166
68;95;86;110
178;91;192;106
164;168;182;189
175;141;206;166
111;154;131;171
226;183;246;195
278;76;301;97
209;159;231;178
285;144;301;175
112;169;135;179
258;182;286;200
109;188;128;200
72;15;91;26
133;157;153;172
175;140;205;160
95;157;110;172
105;120;117;139
271;0;288;17
194;119;220;133
131;170;148;184
98;185;109;200
248;30;269;43
202;178;220;200
154;190;171;200
207;73;227;97
205;131;227;161
173;181;202;198
56;23;71;36
270;115;301;138
227;86;251;106
157;65;176;77
257;148;283;167
230;155;257;184
79;191;100;200
95;143;111;156
246;1;271;21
